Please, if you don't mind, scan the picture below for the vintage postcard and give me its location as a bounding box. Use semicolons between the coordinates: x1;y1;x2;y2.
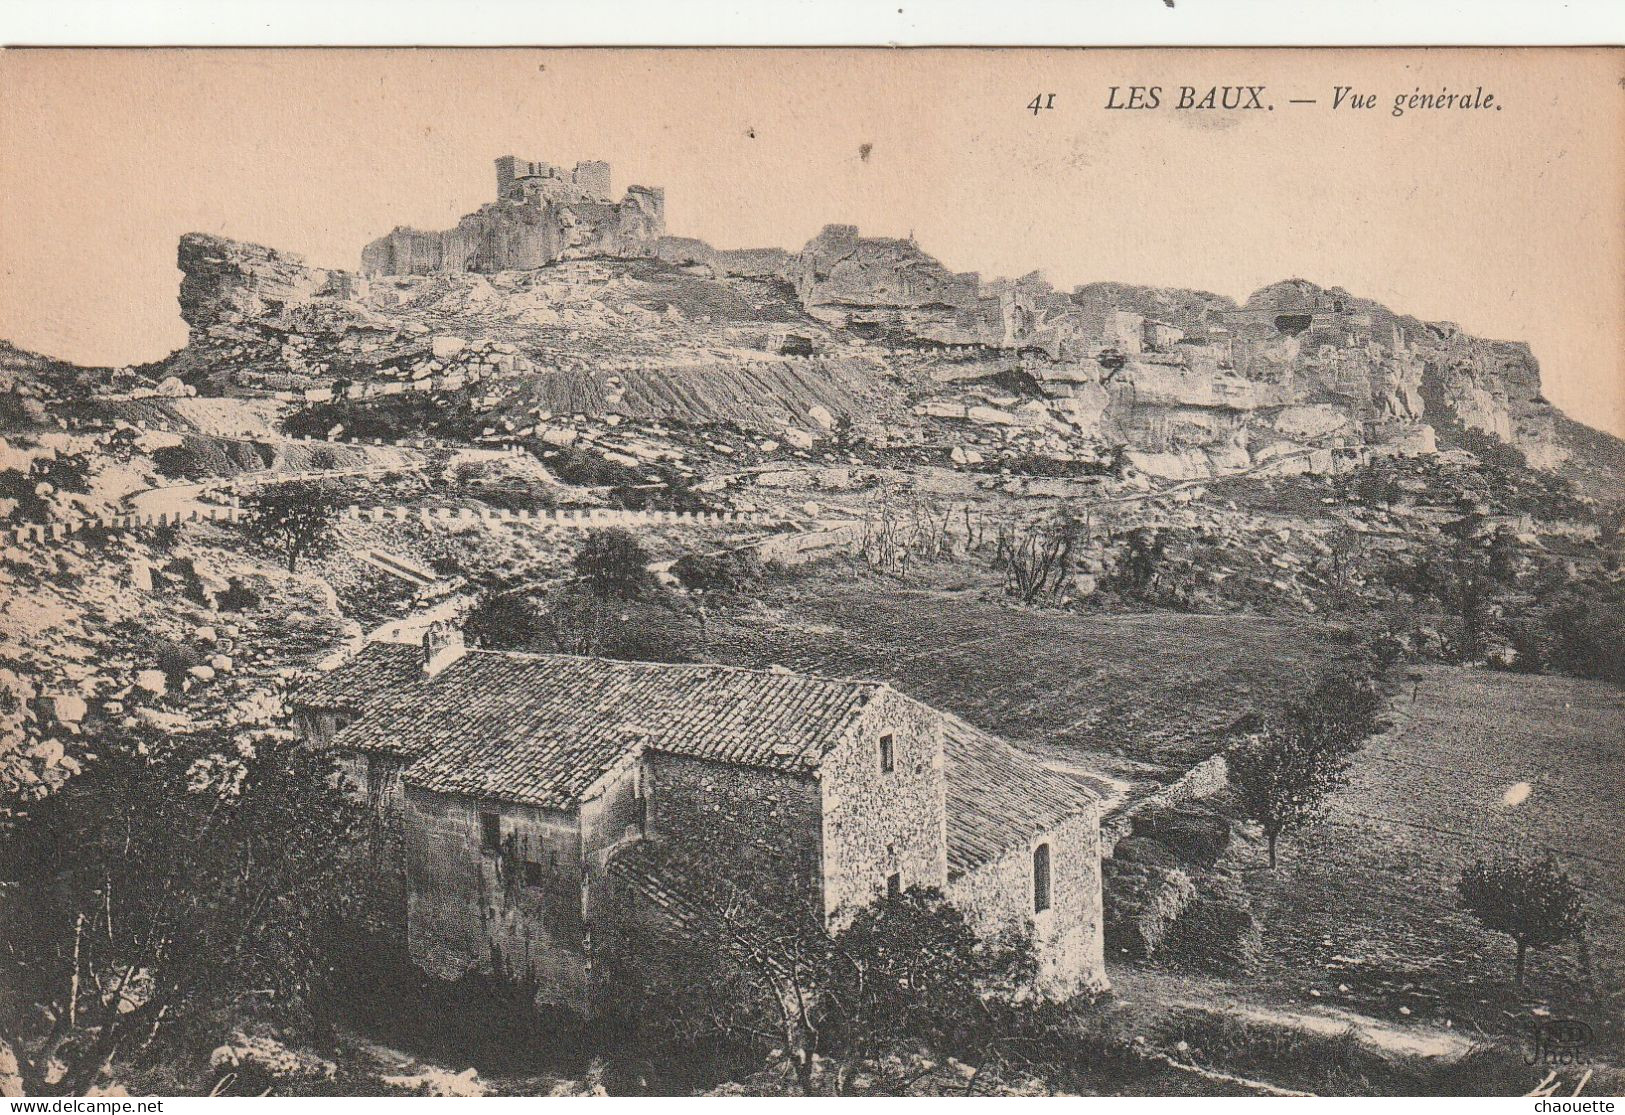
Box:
0;46;1620;1100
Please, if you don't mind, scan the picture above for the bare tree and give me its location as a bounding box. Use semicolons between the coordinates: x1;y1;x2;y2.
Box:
993;511;1082;604
858;490;955;579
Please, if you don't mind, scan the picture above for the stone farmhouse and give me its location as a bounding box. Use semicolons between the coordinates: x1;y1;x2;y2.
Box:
294;628;1106;1011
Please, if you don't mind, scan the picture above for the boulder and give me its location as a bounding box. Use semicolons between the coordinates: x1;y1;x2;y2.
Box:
381;1067;488;1097
430;336;468;359
135;669;167;696
967;405;1015;426
43;693;88;724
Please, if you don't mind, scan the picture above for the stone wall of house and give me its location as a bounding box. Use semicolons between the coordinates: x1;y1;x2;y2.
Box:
643;752;823;890
402;786;590;1009
819;690;947;920
579;750;648;926
947;807;1108;999
337;750;411;938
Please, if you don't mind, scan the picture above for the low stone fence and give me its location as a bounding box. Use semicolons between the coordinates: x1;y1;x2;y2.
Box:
3;504;247;545
62;416;525;456
337;505;782;529
1;499;784;549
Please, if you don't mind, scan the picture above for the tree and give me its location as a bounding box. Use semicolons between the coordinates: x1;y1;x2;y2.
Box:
594;809;1036;1095
537;590;696;663
464;588;551;651
574;529;657;602
823;890;1036;1094
1313;527;1366;616
671;548;766;595
994;511;1083;604
1457;854;1587;984
0;722;364;1095
859;491;953;580
1110;526;1165;601
1294;666;1384;756
1225;721;1350;869
592;814;831;1094
242;481;344;572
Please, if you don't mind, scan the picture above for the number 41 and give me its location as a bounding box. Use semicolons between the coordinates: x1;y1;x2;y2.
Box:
1028;93;1057;115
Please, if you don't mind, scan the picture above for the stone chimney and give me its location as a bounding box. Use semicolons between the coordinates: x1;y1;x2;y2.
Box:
420;619;467;678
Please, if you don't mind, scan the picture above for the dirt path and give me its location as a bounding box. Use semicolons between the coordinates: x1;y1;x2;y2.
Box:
1108;968;1476;1060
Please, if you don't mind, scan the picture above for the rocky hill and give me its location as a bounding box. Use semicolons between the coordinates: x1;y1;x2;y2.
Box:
8;154;1619;495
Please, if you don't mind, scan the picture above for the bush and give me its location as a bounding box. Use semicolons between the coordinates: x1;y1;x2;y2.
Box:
215;577;261;613
464;589;550;651
1156;877;1262;975
1128;805;1231;868
1540;587;1625;683
671;548;765;594
1109;836;1181;869
0;467;48;521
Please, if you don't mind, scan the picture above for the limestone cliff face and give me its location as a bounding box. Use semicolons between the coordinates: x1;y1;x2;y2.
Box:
177;233;342;341
169;222;1573;475
789;225;996;344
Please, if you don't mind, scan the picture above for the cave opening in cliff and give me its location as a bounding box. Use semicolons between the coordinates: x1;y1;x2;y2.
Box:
1274;313;1313;337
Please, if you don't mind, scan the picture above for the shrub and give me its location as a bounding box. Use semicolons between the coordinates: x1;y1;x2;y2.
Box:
1156;877;1262;975
1540;587;1625;683
670;548;765;594
1128;805;1231;868
464;589;550;651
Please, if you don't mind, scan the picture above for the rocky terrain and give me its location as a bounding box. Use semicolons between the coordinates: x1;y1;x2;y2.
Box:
70;200;1606;499
1;157;1621;1099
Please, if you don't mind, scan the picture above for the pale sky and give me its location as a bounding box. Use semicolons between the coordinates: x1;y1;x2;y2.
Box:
1;47;1621;436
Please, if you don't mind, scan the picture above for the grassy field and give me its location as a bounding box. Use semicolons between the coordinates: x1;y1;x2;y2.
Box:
1227;665;1625;1054
704;572;1358;781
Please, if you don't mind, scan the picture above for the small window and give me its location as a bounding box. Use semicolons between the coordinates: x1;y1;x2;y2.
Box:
523;860;543;888
886;872;901;901
1032;843;1051;914
479;811;501;851
879;733;895;773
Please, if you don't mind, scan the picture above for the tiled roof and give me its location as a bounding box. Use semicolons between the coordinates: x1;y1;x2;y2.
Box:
308;647;884;809
294;642;425;714
944;714;1100;878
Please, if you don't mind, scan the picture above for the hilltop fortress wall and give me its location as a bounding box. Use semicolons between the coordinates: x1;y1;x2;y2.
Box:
362;155;666;277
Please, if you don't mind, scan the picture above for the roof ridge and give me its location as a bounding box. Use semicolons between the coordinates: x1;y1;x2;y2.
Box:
459;646;894;689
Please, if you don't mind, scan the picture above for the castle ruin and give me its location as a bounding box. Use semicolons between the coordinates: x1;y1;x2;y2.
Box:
361;154;665;277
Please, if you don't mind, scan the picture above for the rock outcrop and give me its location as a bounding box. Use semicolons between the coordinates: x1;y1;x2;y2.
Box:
789;224;996;344
153;158;1597;478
